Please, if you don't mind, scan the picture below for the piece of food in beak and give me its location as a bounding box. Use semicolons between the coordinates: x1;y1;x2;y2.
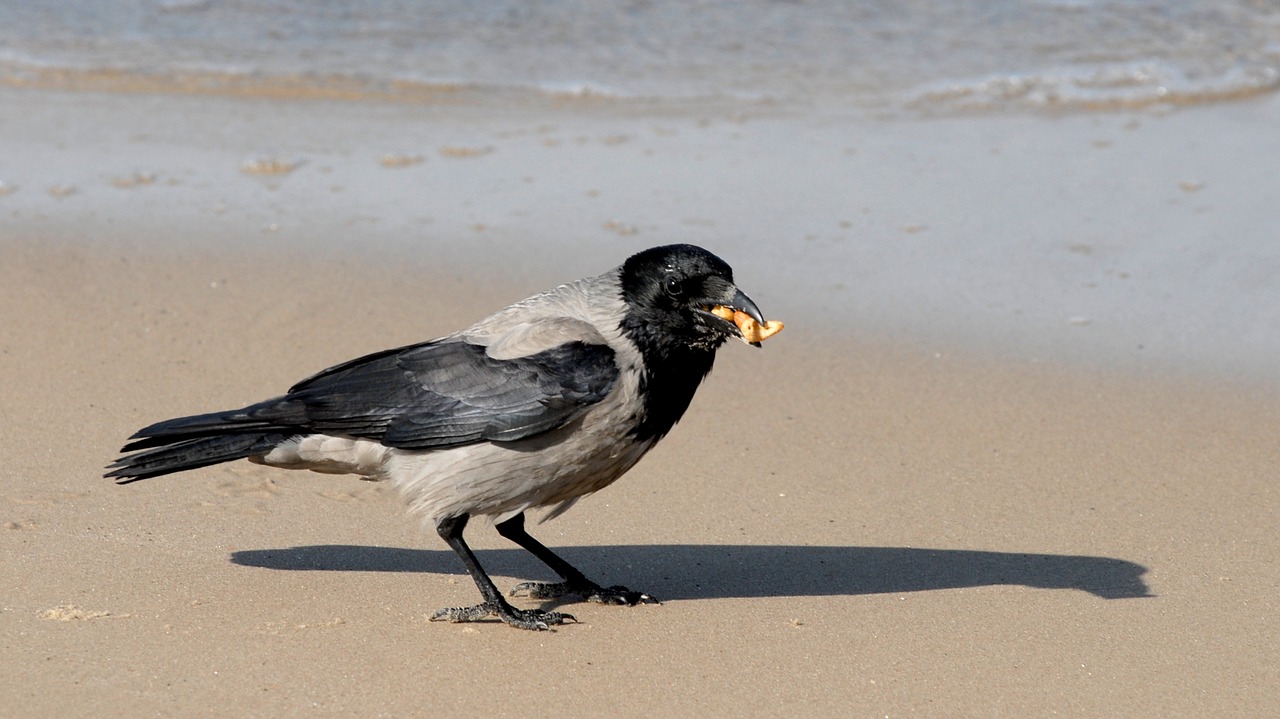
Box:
707;304;784;343
733;310;784;343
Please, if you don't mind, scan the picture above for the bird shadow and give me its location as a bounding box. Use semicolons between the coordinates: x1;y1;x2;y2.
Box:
230;543;1151;600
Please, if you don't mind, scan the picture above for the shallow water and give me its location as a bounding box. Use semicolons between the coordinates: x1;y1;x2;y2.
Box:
2;0;1278;114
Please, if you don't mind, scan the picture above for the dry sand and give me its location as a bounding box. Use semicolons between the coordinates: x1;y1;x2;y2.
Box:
2;86;1278;717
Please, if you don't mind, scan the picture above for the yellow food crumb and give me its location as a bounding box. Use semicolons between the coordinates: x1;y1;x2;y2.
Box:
734;311;784;343
708;305;784;343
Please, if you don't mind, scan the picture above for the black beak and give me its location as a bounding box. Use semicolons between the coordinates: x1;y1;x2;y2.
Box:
695;285;770;347
725;288;766;326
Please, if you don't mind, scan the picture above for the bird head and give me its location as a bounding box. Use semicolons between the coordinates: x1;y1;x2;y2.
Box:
619;244;768;351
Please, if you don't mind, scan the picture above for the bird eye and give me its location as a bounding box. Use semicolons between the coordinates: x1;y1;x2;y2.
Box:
664;278;684;297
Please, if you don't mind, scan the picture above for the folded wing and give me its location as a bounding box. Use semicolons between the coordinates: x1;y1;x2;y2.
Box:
284;338;619;448
109;335;619;481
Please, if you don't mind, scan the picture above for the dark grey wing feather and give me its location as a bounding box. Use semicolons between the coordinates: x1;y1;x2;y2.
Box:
267;339;619;449
113;337;620;481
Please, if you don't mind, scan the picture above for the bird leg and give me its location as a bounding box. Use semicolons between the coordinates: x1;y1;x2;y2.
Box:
497;513;660;606
429;514;576;630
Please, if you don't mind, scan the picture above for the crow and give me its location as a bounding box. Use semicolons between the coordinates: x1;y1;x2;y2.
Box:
107;244;774;630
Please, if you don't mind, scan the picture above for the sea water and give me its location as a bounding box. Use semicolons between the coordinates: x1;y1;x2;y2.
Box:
1;0;1277;115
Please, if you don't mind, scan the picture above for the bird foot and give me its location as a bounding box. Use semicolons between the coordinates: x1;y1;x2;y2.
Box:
429;601;576;631
510;580;660;606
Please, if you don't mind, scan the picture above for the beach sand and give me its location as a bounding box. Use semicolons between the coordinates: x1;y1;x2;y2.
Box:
2;86;1278;716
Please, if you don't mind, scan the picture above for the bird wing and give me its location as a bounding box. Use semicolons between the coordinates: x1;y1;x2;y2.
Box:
470;317;609;361
258;335;619;449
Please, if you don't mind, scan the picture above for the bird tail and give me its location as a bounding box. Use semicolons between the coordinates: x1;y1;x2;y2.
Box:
105;409;294;483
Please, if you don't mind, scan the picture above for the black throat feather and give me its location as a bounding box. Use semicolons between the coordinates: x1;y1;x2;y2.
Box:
619;315;720;443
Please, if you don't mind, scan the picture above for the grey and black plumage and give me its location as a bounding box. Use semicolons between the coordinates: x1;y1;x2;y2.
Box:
107;244;771;630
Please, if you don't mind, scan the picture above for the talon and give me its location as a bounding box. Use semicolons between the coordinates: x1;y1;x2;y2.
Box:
429;604;496;623
511;609;575;630
431;600;576;630
509;580;571;600
507;579;658;607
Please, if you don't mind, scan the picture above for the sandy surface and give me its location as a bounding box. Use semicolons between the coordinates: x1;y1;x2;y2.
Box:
2;86;1278;716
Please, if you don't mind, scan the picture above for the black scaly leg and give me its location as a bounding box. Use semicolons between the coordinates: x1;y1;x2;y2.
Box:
497;512;660;606
429;514;575;630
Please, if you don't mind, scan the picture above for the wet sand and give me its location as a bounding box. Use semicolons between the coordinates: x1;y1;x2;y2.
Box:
2;87;1278;716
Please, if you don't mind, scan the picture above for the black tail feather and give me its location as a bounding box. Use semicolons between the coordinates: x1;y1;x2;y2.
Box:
119;401;296;453
106;432;292;483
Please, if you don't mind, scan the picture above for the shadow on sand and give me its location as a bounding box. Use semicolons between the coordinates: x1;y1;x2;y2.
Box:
231;543;1150;600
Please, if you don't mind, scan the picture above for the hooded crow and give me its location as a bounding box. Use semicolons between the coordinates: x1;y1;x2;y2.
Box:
107;244;774;630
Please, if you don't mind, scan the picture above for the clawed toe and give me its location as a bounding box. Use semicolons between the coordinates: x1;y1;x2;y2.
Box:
510;580;660;606
429;604;495;624
430;601;575;631
505;608;576;630
510;580;570;600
